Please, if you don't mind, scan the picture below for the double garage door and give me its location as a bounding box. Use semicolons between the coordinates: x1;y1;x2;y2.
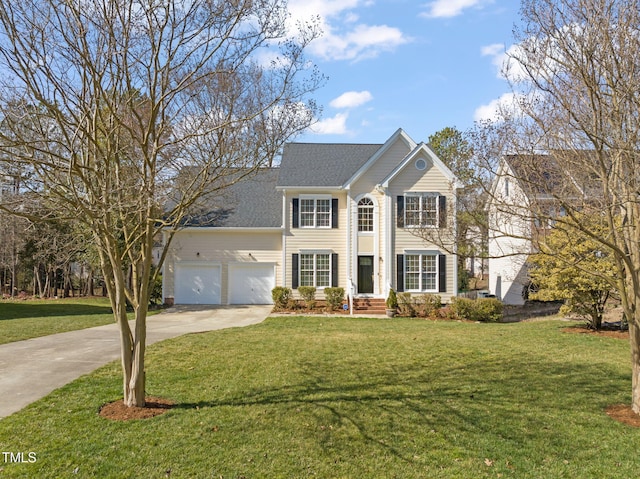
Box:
174;263;274;305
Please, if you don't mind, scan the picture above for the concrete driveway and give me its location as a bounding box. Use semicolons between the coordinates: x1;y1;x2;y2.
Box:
0;305;271;419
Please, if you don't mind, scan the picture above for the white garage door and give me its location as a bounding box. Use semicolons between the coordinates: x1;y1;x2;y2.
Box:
175;263;221;304
228;263;275;304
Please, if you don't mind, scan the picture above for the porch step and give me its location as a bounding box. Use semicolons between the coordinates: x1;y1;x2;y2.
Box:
351;298;387;315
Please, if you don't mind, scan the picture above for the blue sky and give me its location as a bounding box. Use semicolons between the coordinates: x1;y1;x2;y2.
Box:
288;0;522;144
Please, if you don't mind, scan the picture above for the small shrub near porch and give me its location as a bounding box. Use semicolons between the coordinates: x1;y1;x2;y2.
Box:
397;293;443;318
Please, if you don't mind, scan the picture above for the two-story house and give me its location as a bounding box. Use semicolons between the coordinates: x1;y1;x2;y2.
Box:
487;154;586;304
162;128;459;311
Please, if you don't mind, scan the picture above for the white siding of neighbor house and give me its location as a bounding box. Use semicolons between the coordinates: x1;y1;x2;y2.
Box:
284;190;348;299
387;152;457;303
164;229;281;304
487;169;532;305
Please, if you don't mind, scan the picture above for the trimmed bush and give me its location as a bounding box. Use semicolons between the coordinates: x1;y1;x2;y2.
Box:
271;287;292;310
397;292;416;317
417;294;442;318
475;298;503;322
450;297;503;322
324;287;345;311
298;286;316;310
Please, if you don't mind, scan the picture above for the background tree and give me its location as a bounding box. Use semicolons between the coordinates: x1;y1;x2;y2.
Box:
527;214;617;329
0;0;321;407
474;0;640;413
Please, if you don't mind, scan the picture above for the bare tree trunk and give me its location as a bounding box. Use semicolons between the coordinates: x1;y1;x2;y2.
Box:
630;319;640;414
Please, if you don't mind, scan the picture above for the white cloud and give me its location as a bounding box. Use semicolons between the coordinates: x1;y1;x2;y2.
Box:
474;91;545;123
421;0;488;19
287;0;410;62
481;43;504;57
309;112;350;135
330;91;373;109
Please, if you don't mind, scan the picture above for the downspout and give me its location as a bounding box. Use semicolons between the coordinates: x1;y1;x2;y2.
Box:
281;190;287;288
452;189;458;298
345;188;353;315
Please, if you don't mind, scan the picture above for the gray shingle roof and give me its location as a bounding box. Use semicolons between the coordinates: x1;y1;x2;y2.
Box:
276;143;383;187
182;168;282;228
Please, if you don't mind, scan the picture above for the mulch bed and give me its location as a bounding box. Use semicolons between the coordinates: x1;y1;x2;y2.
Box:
99;396;174;421
606;404;640;427
562;325;628;340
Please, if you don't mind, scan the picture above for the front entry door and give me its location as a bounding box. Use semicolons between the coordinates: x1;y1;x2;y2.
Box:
357;256;374;294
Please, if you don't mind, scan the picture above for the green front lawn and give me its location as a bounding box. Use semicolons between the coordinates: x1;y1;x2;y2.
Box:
0;298;117;344
0;316;638;478
0;298;163;344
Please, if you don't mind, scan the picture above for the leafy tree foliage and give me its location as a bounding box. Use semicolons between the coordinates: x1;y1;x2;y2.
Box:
528;215;617;329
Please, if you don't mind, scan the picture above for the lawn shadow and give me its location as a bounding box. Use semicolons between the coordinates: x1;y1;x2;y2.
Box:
0;302;112;320
170;353;630;464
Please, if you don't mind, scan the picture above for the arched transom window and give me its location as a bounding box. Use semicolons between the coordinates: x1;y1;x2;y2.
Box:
357;197;374;232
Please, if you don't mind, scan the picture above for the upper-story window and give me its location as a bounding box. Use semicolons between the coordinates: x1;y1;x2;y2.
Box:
300;197;331;227
397;193;447;229
405;193;438;227
292;196;338;229
357;197;374;232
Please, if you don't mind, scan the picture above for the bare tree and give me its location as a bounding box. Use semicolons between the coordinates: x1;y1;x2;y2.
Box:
0;0;321;407
477;0;640;413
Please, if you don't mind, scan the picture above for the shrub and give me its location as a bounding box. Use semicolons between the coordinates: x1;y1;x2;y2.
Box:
476;298;503;322
417;294;442;318
271;287;292;310
324;287;345;311
397;292;415;317
386;289;398;309
298;286;316;310
450;297;503;322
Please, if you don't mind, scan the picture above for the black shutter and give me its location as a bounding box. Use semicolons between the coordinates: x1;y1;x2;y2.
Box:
396;254;404;292
331;253;338;287
331;198;339;228
292;254;299;289
438;254;447;293
397;196;404;228
438;195;447;228
292;198;299;228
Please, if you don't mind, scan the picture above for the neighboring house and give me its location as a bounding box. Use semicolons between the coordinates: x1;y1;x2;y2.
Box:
487;154;583;304
162;128;459;310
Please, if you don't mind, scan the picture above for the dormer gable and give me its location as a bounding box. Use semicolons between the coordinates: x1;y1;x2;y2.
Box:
379;142;458;190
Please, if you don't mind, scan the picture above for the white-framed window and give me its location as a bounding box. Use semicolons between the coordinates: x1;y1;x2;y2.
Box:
405;193;438;227
300;196;331;228
357;197;374;232
405;253;438;292
300;253;331;287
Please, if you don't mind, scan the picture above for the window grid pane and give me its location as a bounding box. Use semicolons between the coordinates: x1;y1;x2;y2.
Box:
422;255;437;290
300;199;315;227
316;199;331;227
405;254;420;290
300;254;314;286
405;196;421;227
316;254;330;287
423;196;437;227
